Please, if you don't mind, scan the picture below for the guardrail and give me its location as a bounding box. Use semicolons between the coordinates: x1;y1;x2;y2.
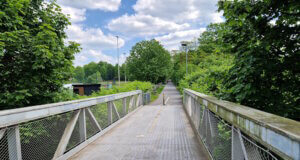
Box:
183;89;300;160
0;90;143;160
142;92;151;105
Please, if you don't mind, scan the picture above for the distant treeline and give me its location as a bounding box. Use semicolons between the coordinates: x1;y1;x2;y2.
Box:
72;61;127;83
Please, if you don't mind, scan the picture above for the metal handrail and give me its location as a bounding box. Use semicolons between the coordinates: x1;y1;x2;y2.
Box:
184;88;300;160
0;90;141;128
0;90;143;160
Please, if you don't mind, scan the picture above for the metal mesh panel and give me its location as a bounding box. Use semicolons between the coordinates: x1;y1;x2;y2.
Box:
188;94;279;160
232;127;245;160
0;92;142;160
126;96;130;114
66;119;81;152
0;128;9;160
86;110;100;138
112;100;121;123
19;111;75;160
114;99;125;118
128;95;136;113
207;112;232;160
242;135;278;160
90;103;109;129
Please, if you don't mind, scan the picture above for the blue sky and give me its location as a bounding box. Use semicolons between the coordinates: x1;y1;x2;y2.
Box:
57;0;223;66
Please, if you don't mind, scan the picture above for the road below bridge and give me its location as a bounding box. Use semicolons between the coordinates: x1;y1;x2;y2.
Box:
70;82;209;160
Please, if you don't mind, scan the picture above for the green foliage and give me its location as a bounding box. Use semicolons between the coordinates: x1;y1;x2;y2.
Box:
172;22;234;97
178;53;234;96
0;0;80;109
83;62;98;79
73;66;85;82
91;81;152;97
72;61;117;83
150;85;164;102
127;39;173;84
198;23;230;54
86;72;102;83
218;0;300;119
213;122;231;159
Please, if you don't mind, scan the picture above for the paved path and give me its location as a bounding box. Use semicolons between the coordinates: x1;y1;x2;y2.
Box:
69;82;208;160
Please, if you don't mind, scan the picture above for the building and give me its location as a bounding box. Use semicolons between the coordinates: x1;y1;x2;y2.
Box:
72;84;101;96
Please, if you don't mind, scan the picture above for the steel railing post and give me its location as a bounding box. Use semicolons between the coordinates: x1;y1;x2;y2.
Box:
122;98;127;115
78;108;87;142
7;126;22;160
231;126;248;160
107;102;113;125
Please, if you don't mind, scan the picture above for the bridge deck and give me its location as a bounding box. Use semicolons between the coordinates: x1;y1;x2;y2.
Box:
69;83;209;160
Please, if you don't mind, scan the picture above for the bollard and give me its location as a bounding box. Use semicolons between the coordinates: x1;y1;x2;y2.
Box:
163;93;165;105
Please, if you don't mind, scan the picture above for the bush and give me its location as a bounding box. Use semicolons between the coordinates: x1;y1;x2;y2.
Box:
178;53;234;96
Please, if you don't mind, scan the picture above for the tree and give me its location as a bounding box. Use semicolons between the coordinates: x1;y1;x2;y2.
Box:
73;66;85;82
218;0;299;119
0;0;80;109
198;23;230;54
106;63;115;80
83;62;98;79
86;71;102;83
98;61;108;80
127;39;172;84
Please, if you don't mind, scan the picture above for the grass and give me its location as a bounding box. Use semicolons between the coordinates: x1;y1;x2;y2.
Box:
150;85;165;102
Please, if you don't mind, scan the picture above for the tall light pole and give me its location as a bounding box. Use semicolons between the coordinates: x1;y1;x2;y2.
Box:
181;41;188;75
116;36;120;86
123;52;127;83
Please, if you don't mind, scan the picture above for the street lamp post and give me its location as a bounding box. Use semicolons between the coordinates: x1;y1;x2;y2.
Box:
123;52;126;83
116;36;120;86
181;41;188;75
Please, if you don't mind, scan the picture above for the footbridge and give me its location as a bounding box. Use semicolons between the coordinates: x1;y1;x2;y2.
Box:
0;83;299;160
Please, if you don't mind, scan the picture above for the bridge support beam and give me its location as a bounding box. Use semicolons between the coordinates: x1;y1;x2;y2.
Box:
122;98;127;115
112;102;120;120
231;126;248;160
78;108;86;142
107;102;113;125
53;110;80;159
86;108;102;131
136;94;141;107
7;126;22;160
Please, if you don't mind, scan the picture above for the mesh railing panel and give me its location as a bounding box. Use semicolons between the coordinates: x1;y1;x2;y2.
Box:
19;111;74;160
66;119;81;152
185;92;278;160
0;128;9;160
0;92;142;160
90;103;109;129
114;99;125;118
243;135;278;160
86;110;100;138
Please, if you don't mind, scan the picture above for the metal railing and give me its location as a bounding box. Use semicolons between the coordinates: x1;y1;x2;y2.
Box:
183;89;300;160
142;92;151;105
0;90;143;160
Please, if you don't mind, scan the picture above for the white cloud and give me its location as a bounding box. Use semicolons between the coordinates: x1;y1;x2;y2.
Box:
57;1;125;66
155;28;206;50
61;6;86;23
107;14;190;36
211;12;224;23
66;24;125;50
74;49;128;66
58;0;121;11
65;24;125;66
108;0;223;38
133;0;220;23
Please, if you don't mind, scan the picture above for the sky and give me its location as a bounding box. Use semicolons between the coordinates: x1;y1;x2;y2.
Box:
57;0;223;66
